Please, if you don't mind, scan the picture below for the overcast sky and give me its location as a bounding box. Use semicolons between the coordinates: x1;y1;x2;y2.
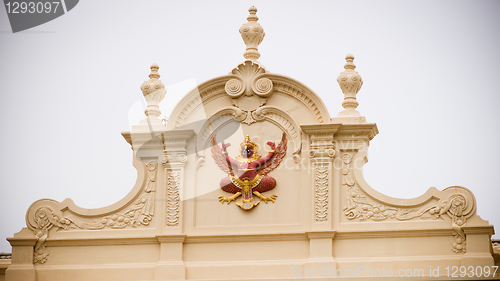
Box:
0;0;499;253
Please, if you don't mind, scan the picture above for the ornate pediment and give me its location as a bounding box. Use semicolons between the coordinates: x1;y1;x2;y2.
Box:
8;6;495;281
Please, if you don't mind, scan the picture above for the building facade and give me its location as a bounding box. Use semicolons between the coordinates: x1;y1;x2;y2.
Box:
4;7;498;281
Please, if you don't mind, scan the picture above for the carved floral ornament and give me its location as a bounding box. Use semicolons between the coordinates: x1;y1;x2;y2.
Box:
314;165;329;221
223;62;273;125
166;6;329;166
166;170;181;226
18;6;490;274
222;7;272;124
341;152;475;254
239;6;265;62
140;63;166;119
27;161;158;264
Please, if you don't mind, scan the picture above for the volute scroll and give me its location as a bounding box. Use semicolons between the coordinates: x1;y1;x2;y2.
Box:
341;148;478;253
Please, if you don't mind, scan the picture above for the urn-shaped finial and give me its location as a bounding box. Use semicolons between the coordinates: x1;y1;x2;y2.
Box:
140;63;166;120
239;6;265;61
337;54;363;116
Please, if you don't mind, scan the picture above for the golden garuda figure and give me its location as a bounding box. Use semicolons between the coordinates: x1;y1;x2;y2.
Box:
211;133;287;210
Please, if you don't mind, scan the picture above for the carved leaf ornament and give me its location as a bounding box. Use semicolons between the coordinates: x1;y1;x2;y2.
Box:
342;152;474;253
28;161;158;263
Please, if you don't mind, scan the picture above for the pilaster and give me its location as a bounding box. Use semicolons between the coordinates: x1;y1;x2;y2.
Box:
305;231;337;272
302;124;340;230
154;235;186;280
160;129;195;234
461;226;495;267
5;228;37;281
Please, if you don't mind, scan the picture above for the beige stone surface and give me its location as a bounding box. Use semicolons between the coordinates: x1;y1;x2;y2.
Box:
4;6;497;281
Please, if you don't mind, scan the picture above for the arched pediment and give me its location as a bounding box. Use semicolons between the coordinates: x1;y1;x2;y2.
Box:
167;61;331;146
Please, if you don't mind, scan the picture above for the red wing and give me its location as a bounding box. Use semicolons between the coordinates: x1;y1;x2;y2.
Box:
257;132;287;175
211;134;231;174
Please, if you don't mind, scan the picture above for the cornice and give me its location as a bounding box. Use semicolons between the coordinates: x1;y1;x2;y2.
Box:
301;123;342;135
334;123;379;140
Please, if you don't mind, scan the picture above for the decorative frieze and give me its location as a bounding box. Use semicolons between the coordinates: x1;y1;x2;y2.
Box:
166;170;181;226
314;165;329;222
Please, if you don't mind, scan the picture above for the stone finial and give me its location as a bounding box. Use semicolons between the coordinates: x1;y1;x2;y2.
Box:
140;63;166;120
336;54;364;119
239;6;265;61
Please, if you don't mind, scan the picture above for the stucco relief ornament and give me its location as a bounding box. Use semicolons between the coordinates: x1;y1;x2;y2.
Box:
223;6;273;125
37;161;159;233
32;207;69;264
335;54;367;124
239;6;265;62
211;133;287;210
140;63;166;122
341;152;473;253
314;166;329;221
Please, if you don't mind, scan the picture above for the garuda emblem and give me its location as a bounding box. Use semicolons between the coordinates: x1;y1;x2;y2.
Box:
211;133;287;210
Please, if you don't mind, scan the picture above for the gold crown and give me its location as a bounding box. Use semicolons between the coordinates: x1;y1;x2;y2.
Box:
240;135;258;152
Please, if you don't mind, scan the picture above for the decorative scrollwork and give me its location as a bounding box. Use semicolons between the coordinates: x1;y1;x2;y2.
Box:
342;152;473;253
65;162;158;230
225;78;245;98
443;194;468;253
32;207;68;264
309;146;335;159
30;161;158;263
252;77;273;97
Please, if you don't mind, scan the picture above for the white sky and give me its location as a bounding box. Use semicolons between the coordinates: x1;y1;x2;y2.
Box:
0;0;499;253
